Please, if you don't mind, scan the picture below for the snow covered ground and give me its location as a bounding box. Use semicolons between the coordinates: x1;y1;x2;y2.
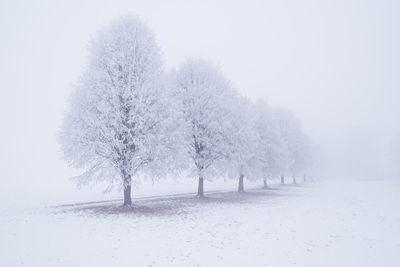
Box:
1;179;399;266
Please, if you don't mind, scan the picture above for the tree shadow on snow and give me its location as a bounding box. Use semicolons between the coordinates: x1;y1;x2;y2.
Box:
54;186;308;217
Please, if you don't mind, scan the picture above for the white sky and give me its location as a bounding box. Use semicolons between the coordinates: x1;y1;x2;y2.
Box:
0;0;399;205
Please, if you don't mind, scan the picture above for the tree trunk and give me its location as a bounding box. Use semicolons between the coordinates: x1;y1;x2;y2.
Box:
263;178;268;188
238;174;245;193
293;176;297;184
123;173;132;206
123;185;132;206
281;175;284;185
197;176;204;197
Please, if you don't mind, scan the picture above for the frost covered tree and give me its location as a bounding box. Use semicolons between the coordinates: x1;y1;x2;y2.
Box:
296;136;313;182
253;100;290;188
225;96;262;193
59;16;181;206
173;59;235;197
288;126;310;184
274;108;307;184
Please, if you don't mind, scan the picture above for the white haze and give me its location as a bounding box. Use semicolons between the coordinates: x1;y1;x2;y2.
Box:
0;0;399;207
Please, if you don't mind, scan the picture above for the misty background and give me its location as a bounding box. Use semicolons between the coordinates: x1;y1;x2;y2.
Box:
1;0;399;207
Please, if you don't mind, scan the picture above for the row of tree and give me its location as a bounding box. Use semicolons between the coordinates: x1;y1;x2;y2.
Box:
60;15;312;206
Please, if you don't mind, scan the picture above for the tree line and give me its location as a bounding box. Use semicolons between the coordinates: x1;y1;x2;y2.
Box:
59;15;313;206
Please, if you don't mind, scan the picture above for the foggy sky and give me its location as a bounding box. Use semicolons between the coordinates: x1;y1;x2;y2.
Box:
1;0;399;206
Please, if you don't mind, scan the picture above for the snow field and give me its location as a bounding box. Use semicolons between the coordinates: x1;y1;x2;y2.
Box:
1;180;399;266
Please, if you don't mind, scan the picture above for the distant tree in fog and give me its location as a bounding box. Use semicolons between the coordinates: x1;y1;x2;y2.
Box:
59;16;181;206
274;108;309;184
253;100;290;187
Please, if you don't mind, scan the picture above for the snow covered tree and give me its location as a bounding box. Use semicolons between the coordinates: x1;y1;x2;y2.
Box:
296;136;313;182
288;127;310;184
173;59;235;197
274;108;307;184
253;100;290;188
59;15;181;206
224;96;262;193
